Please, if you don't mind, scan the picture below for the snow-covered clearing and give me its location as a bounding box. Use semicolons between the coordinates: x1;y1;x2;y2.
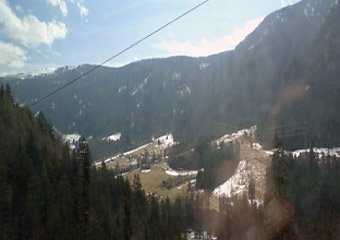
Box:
213;160;247;198
213;128;270;203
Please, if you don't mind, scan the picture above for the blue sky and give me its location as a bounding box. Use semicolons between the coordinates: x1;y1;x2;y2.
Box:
0;0;300;75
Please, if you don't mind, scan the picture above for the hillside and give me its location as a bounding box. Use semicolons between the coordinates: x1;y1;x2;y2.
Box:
267;2;340;148
1;0;340;159
0;85;202;239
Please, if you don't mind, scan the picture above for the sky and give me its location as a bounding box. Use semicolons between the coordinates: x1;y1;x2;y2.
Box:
0;0;300;75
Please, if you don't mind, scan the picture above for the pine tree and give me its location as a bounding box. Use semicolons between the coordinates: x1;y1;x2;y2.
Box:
77;136;91;240
5;83;13;102
0;85;4;101
36;112;53;136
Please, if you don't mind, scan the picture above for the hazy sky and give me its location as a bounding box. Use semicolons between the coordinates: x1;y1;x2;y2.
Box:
0;0;300;75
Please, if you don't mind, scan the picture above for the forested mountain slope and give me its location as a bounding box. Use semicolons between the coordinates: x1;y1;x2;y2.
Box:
0;85;197;239
258;2;340;149
1;0;339;156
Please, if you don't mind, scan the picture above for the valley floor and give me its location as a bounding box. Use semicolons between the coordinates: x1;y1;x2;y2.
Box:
97;127;273;205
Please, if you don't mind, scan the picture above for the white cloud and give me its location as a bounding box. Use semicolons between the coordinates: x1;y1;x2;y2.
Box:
153;16;264;57
281;0;293;7
77;2;89;17
0;41;27;69
15;4;22;12
48;0;68;17
0;0;67;48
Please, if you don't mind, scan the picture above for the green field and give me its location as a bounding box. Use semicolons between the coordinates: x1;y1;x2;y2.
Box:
125;163;193;200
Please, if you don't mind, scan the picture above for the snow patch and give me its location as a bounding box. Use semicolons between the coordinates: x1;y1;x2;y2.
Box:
248;45;255;50
154;134;176;149
213;160;247;198
280;16;287;23
213;140;268;204
124;143;151;156
62;133;81;150
77;109;83;117
215;126;256;145
63;133;81;143
304;8;310;21
131;89;138;96
165;168;198;177
102;132;121;142
178;86;191;97
177;183;188;190
18;102;25;107
172;72;182;80
29;67;57;77
292;147;340;158
118;85;127;93
3;67;57;79
264;150;275;156
252;142;263;150
96;155;120;166
199;63;210;70
131;77;149;96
